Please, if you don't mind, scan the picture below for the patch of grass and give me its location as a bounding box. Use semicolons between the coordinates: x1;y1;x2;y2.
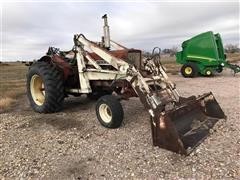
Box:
0;63;10;66
0;97;17;111
227;53;240;63
161;55;181;74
0;62;28;111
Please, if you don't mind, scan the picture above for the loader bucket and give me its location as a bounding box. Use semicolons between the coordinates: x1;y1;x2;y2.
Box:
151;92;226;155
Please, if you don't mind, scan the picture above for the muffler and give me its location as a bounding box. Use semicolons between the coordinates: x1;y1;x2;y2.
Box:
151;92;226;155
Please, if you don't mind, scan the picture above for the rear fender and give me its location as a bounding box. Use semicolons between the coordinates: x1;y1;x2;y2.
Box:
38;55;73;80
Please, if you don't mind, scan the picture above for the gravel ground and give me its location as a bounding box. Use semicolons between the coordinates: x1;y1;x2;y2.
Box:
0;70;239;179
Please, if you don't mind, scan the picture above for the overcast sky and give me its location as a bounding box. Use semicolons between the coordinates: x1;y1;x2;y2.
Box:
0;1;239;61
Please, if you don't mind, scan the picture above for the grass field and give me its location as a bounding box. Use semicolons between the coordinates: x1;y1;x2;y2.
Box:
0;62;28;111
227;52;240;62
0;53;239;111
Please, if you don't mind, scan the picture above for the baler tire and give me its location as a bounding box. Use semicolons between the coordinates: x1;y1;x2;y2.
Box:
27;61;64;113
96;95;124;128
204;68;213;77
181;63;198;78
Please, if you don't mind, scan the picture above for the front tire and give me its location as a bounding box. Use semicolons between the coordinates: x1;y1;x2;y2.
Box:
204;68;213;77
96;95;124;128
27;61;64;113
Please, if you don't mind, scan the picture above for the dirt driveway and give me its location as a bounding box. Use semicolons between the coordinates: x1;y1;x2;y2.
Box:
0;71;239;179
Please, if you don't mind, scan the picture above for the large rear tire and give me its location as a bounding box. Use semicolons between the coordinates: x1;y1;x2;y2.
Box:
27;61;64;113
96;95;124;128
181;63;198;78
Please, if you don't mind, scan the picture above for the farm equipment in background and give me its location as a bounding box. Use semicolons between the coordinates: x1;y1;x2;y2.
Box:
176;31;240;77
27;15;226;155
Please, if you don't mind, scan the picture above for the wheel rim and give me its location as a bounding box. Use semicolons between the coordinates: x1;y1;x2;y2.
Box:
99;104;112;123
206;70;211;75
30;74;45;106
185;67;192;75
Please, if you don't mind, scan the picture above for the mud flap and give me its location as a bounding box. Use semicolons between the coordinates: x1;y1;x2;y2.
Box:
151;92;226;155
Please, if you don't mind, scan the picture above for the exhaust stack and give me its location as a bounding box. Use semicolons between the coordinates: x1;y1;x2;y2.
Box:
102;14;110;49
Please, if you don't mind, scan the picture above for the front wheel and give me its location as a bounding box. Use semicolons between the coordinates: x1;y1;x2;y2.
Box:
96;95;124;128
204;68;213;77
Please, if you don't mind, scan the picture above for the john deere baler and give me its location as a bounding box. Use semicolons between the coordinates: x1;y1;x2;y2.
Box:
176;31;240;77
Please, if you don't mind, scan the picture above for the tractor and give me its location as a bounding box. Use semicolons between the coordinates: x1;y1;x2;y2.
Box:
27;15;225;155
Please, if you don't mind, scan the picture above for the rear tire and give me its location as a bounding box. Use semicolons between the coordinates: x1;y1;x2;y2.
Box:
181;63;198;78
96;95;124;128
27;61;64;113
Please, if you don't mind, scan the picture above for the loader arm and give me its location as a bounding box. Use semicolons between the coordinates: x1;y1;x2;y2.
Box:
74;34;129;71
75;34;225;155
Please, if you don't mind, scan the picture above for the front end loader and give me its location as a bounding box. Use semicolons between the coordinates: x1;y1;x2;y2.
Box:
26;15;226;155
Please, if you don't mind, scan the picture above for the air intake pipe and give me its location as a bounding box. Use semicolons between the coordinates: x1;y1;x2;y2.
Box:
102;14;110;49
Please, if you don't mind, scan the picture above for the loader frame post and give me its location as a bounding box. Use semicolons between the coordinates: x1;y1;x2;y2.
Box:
76;46;92;93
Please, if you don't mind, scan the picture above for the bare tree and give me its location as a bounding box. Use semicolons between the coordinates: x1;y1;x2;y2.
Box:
170;46;178;56
225;44;240;53
142;51;151;58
